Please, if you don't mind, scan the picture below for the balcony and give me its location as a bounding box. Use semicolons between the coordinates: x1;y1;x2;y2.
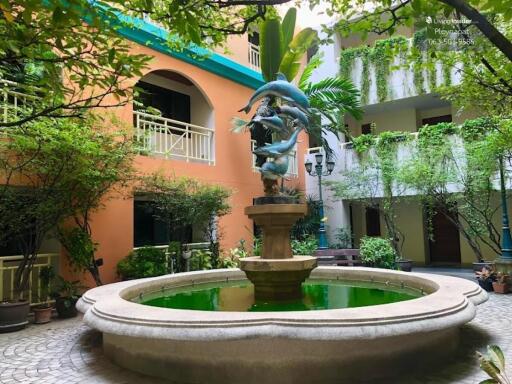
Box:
0;253;59;305
134;111;215;165
340;35;461;106
248;42;261;71
251;140;298;178
1;79;39;123
338;132;467;199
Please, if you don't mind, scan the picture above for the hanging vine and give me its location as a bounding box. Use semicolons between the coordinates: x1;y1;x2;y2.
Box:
412;30;427;95
339;31;455;104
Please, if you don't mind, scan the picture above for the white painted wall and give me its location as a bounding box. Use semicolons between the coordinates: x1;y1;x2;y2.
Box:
305;31;351;246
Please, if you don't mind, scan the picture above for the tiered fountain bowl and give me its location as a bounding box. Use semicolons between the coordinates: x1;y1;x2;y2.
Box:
78;200;487;384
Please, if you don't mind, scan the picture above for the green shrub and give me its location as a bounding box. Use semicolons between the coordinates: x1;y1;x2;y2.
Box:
333;227;353;249
291;235;318;255
252;237;262;256
359;236;396;269
352;133;376;153
189;250;213;271
117;246;167;279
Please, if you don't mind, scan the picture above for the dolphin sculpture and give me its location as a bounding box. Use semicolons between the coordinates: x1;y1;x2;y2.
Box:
238;73;310;114
277;105;309;128
252;126;303;158
252;115;286;133
259;156;289;180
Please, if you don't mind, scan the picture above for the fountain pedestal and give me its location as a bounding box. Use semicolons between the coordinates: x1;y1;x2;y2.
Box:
241;203;317;300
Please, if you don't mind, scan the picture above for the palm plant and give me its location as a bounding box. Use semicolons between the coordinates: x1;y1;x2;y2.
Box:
298;54;363;152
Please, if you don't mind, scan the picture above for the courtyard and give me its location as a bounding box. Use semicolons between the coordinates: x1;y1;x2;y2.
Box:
0;283;510;384
2;1;512;383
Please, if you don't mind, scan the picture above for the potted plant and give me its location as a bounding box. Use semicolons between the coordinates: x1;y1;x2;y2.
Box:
359;236;396;269
0;299;30;333
475;266;496;292
492;273;510;294
32;266;55;324
52;277;82;319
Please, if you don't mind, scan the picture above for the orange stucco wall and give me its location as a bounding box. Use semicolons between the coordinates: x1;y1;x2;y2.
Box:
61;43;307;287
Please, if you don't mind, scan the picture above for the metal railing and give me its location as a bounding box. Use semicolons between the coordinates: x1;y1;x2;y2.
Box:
1;79;39;123
251;140;298;177
248;43;261;71
0;253;59;305
134;111;215;165
133;242;210;273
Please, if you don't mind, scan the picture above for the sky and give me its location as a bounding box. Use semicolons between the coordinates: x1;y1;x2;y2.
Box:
277;2;332;28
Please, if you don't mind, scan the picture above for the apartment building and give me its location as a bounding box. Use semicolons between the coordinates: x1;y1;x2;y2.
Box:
0;11;307;291
305;26;511;267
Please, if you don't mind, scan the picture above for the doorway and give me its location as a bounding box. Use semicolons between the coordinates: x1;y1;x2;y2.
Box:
428;206;461;264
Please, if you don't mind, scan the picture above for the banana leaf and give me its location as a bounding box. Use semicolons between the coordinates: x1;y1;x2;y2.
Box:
279;28;318;82
260;18;283;82
281;8;297;53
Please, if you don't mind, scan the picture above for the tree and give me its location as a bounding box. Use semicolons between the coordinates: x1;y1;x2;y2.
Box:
138;174;232;268
332;0;512;63
327;130;409;258
56;115;135;286
0;115;133;298
0;1;151;127
399;119;511;262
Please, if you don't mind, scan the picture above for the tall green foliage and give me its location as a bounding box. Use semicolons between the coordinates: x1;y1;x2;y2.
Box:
138;174;231;264
0;0;151;127
259;8;318;82
0;115;133;296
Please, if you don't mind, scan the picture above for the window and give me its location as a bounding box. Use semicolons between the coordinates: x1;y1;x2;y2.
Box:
133;200;192;247
248;32;260;46
365;207;381;237
421;115;452;127
135;81;191;123
361;123;373;135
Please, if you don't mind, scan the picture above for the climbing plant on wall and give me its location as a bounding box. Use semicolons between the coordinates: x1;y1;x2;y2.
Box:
340;32;453;104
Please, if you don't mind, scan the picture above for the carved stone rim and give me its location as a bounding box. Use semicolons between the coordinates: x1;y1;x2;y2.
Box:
78;267;487;342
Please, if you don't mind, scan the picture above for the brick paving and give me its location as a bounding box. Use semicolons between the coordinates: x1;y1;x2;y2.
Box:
0;288;511;383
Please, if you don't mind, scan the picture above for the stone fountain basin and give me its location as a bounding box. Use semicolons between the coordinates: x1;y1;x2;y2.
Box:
77;267;487;384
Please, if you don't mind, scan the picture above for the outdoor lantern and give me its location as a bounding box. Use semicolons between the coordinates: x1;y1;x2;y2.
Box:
305;160;313;174
315;152;323;165
326;160;335;173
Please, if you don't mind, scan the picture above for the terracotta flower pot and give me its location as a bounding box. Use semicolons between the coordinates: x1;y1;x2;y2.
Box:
33;306;53;324
0;301;30;333
492;282;509;294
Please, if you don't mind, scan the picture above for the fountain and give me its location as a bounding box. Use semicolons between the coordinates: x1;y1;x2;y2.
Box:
77;75;488;384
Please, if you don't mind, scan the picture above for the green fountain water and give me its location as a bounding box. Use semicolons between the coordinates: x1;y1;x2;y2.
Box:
139;279;421;312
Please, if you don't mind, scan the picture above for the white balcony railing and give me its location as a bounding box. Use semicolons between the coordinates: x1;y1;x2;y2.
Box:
0;253;60;305
1;79;39;123
133;242;210;273
248;43;261;71
251;140;298;177
134;111;215;165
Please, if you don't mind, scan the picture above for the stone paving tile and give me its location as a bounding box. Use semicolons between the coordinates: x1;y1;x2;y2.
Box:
0;291;511;383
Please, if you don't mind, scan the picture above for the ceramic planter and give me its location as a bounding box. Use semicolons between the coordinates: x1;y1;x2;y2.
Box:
477;279;494;292
473;261;494;272
396;260;413;272
33;306;53;324
0;301;30;333
492;282;509;294
55;297;78;319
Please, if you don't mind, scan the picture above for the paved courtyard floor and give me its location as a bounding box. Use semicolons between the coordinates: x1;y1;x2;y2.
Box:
0;274;511;384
